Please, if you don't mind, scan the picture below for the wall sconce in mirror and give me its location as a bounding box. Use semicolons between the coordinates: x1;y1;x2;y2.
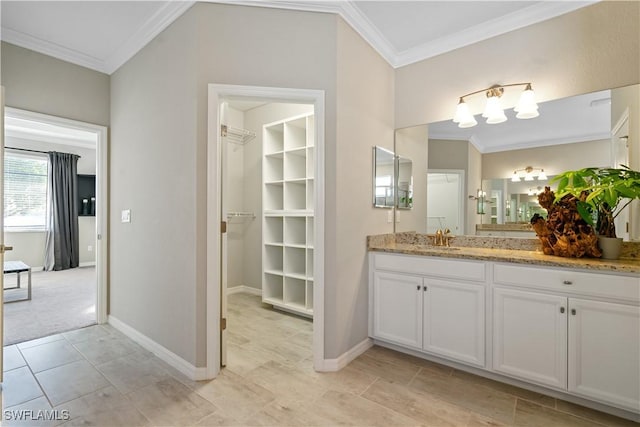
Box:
512;166;547;182
453;83;539;128
472;189;486;215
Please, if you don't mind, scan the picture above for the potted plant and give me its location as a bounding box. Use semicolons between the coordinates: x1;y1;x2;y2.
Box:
551;166;640;259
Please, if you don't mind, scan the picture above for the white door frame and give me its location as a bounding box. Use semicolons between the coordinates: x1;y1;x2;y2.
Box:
4;107;109;324
207;84;325;379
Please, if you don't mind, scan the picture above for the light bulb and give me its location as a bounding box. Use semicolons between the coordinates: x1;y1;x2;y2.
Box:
538;169;547;180
484;96;507;124
454;98;477;128
515;84;539;119
511;171;520;182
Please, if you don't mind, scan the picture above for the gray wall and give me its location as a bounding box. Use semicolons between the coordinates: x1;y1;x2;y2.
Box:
1;42;110;126
110;10;199;364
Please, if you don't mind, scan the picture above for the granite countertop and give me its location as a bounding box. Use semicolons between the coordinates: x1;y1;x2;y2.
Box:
368;233;640;274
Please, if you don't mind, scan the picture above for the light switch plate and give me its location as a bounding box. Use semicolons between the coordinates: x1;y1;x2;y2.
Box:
121;209;131;223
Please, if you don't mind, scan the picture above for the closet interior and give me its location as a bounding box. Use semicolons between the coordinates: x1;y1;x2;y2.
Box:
222;100;315;318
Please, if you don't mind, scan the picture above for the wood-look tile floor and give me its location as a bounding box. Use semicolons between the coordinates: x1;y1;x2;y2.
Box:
2;292;636;426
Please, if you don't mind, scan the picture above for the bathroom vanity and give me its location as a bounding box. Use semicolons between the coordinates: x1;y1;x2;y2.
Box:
368;234;640;420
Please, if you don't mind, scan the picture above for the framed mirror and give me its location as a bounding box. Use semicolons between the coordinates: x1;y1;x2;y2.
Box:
394;83;640;239
372;146;395;208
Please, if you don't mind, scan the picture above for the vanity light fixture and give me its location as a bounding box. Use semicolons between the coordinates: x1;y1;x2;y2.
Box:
512;166;547;182
452;83;539;128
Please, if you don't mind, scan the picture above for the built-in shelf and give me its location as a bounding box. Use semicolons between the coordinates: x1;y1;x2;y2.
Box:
262;113;315;318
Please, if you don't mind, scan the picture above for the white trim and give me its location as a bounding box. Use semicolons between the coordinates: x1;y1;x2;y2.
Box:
317;338;373;372
108;315;208;381
0;3;195;75
393;1;598;68
103;1;196;74
227;285;262;296
207;84;325;380
430;131;612;154
207;1;596;68
79;262;96;268
4;108;108;325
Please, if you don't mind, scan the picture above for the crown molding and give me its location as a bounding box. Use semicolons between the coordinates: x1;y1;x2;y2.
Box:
1;0;597;74
206;1;397;64
104;1;196;74
480;131;612;154
0;27;107;72
430;130;610;154
394;1;598;68
1;1;195;75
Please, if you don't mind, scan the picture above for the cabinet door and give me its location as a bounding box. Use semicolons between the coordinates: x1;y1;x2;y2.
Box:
493;287;567;389
568;298;640;412
372;272;423;349
423;279;485;367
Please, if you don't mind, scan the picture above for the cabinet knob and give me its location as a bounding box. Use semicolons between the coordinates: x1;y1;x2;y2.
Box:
560;307;565;314
417;285;420;291
423;286;427;291
571;309;577;315
562;280;573;285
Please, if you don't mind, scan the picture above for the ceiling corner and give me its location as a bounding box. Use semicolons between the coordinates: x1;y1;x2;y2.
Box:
1;27;108;73
103;1;196;74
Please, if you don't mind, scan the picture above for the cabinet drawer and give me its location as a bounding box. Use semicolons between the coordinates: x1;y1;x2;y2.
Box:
374;253;485;282
493;263;640;302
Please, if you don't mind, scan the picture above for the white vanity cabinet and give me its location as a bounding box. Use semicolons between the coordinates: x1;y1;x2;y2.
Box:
492;263;640;412
370;253;486;367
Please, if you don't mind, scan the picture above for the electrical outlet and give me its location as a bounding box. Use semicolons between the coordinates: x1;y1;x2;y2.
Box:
387;210;393;223
88;245;93;252
121;209;131;223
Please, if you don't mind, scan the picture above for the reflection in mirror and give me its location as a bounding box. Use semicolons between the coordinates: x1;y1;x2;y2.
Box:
427;170;464;233
396;156;413;209
394;84;639;239
372;146;394;208
394;125;428;232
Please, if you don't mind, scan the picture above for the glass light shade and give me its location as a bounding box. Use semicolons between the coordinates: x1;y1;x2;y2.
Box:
453;99;468;123
537;169;547;180
484;96;507;124
515;86;539;119
511;172;520;182
524;172;534;181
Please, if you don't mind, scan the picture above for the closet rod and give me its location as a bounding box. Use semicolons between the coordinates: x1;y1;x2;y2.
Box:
5;147;81;158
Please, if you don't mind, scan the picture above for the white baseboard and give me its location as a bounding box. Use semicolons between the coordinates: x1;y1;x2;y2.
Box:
79;262;96;268
317;337;373;372
108;315;208;381
227;285;262;296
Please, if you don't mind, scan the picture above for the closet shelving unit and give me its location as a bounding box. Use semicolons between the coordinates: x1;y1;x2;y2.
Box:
262;114;314;317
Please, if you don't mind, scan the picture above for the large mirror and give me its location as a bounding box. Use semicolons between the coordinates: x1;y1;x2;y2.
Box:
396;156;413;209
373;146;394;208
395;84;640;240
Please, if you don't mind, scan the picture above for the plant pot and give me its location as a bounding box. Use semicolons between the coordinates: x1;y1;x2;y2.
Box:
598;236;623;260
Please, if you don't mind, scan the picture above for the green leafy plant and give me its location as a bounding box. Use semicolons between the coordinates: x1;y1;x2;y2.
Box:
551;166;640;238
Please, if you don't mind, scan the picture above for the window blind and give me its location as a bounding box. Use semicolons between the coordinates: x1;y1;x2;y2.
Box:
4;154;48;230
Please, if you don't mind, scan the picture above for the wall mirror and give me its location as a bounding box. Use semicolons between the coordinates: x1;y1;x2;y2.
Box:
372;146;395;208
394;83;639;240
396;156;413;209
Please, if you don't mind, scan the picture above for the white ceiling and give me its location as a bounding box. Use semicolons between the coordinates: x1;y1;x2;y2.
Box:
428;89;612;153
0;0;595;74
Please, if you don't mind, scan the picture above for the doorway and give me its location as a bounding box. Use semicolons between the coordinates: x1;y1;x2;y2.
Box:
2;108;108;345
426;170;465;234
207;85;325;379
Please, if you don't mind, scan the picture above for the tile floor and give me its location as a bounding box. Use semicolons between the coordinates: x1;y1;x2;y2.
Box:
1;292;636;426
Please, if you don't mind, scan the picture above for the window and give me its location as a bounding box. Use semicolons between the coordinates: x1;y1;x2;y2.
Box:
4;153;48;230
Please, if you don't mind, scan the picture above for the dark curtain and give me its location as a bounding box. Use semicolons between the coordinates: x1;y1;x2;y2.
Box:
44;152;80;271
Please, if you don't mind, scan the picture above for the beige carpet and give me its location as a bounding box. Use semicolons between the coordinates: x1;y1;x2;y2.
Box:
3;266;96;345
